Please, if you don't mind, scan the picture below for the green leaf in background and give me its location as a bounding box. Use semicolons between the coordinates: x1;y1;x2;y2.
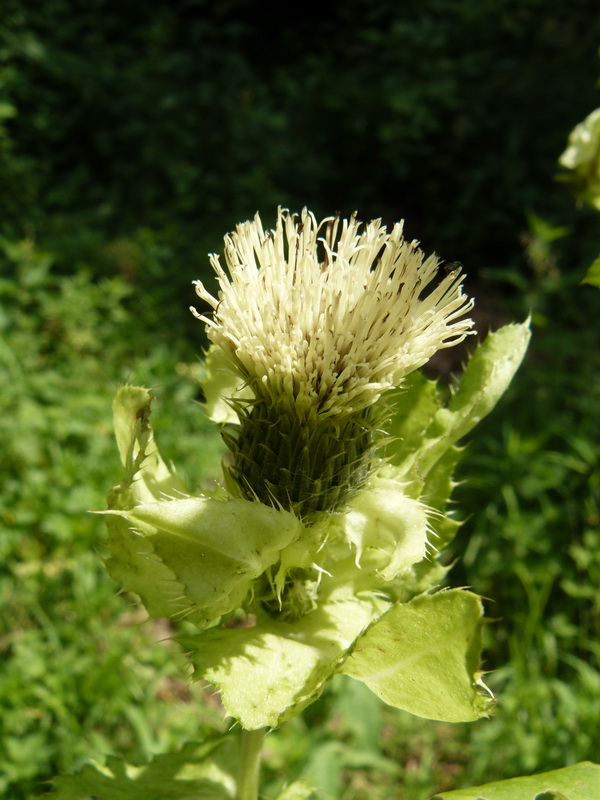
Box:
432;761;600;800
342;589;492;722
49;737;237;800
276;781;319;800
582;254;600;288
559;106;600;211
180;585;388;730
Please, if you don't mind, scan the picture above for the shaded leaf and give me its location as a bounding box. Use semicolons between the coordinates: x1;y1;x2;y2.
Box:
49;738;237;800
384;372;442;468
582;254;600;288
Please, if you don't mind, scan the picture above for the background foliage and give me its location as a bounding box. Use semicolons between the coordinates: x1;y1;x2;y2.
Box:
1;0;599;798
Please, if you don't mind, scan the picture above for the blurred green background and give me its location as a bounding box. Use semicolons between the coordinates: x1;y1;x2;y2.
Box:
1;1;599;798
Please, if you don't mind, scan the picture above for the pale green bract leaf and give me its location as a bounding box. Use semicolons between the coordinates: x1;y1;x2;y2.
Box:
105;496;302;625
49;738;237;800
420;321;531;477
384;372;442;468
343;478;430;582
111;385;188;503
105;386;303;627
443;321;530;437
180;585;389;730
367;325;528;603
342;589;492;722
201;343;251;424
104;510;193;623
390;322;530;482
418;446;462;550
432;761;600;800
113;385;151;470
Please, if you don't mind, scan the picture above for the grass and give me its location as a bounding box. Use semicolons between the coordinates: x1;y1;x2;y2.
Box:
0;239;225;797
1;229;599;799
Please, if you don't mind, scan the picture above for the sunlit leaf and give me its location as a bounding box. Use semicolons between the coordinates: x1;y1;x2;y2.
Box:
419;321;531;476
180;585;388;729
276;781;319;800
105;495;302;627
432;761;600;800
342;589;492;722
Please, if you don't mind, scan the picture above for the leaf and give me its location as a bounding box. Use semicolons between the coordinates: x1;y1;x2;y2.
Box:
200;344;252;424
432;761;600;800
104;510;192;622
581;254;600;289
341;589;492;722
110;385;188;504
104;495;302;626
179;585;388;729
405;322;528;481
342;480;430;582
49;738;238;800
384;372;442;466
384;323;530;491
276;781;319;800
558;107;600;211
419;446;462;550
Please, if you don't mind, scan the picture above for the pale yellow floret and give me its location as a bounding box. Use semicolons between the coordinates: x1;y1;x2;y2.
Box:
192;208;474;417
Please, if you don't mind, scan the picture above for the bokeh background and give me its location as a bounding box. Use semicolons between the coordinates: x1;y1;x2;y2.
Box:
1;1;599;798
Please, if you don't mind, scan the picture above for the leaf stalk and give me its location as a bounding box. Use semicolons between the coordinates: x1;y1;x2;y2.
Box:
237;728;266;800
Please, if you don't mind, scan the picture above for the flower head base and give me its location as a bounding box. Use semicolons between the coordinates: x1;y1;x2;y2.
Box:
193;209;474;518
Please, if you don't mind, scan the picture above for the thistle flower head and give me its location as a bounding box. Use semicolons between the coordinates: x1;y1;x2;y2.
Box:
192;209;474;518
193;208;473;418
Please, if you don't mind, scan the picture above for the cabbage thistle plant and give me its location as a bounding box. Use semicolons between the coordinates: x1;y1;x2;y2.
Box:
103;209;530;800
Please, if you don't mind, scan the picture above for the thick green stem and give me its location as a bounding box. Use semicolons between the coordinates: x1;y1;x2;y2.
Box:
237;728;266;800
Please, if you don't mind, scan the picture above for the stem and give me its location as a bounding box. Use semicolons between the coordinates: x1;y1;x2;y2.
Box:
237;728;266;800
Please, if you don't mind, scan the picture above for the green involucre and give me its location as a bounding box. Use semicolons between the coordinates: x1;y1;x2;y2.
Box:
223;394;379;519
